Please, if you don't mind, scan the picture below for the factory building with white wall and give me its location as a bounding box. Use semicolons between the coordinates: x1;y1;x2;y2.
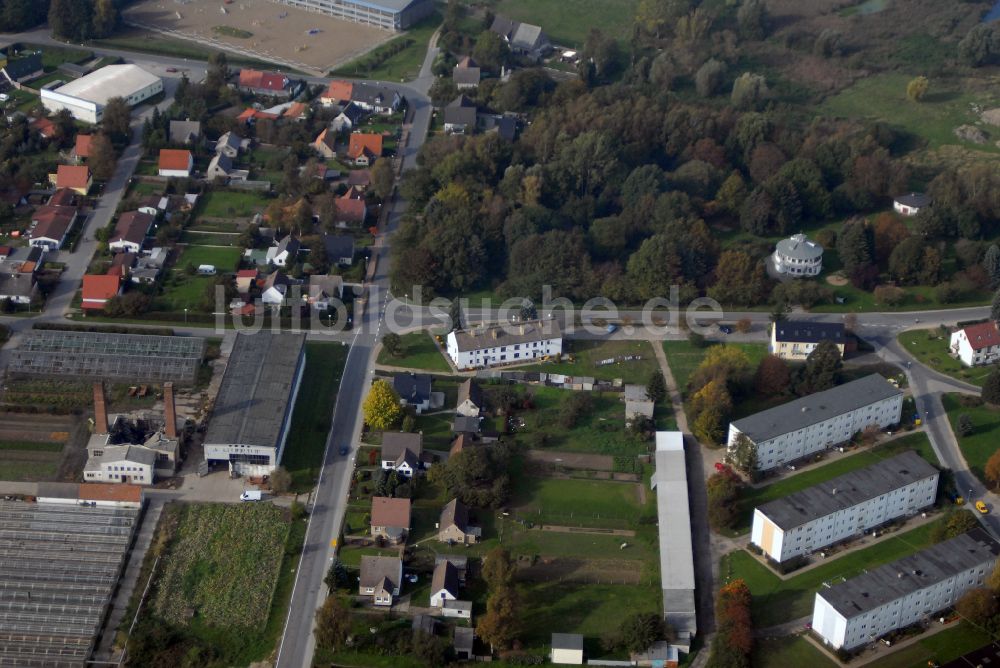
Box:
41;64;162;124
751;450;939;563
727;374;903;472
812;529;1000;651
202;331;306;477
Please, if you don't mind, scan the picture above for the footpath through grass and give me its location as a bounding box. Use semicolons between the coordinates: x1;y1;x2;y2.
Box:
376;331;450;372
283;342;348;491
874;621;994;668
722;516;945;627
732;432;937;534
898;329;990;387
943;393;1000;483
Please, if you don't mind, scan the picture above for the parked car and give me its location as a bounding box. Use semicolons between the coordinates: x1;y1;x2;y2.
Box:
718;324;733;334
240;490;263;502
339;445;349;456
605;324;617;334
166;67;178;73
977;501;989;514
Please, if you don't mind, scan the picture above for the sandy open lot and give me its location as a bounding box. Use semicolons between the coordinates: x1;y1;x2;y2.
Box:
123;0;392;73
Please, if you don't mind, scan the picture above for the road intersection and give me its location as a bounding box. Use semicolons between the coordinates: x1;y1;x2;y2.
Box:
0;25;997;668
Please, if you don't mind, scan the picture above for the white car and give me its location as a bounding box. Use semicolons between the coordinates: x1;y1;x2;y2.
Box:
0;94;8;102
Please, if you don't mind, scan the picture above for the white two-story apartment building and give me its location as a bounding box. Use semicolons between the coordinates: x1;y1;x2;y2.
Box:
727;374;903;472
949;321;1000;367
752;450;938;563
446;320;562;370
812;530;1000;650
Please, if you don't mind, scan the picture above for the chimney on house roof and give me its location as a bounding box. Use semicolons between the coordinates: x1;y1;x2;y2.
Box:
93;382;108;435
164;382;177;439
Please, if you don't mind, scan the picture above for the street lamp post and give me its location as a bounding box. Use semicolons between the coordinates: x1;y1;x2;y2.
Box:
184;308;188;324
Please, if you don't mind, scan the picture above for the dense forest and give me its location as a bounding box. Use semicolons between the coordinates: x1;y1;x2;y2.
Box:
392;0;1000;309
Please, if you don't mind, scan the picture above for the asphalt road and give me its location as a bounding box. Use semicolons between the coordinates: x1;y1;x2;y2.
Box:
4;23;1000;664
273;48;435;668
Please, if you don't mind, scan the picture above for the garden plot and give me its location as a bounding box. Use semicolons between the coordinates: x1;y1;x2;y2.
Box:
0;413;75;481
150;502;290;629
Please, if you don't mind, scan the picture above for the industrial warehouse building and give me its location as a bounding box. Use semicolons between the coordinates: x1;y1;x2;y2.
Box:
7;329;205;384
727;374;903;472
41;64;162;123
0;484;142;666
751;451;939;563
274;0;434;30
203;332;306;477
650;431;697;647
812;529;1000;651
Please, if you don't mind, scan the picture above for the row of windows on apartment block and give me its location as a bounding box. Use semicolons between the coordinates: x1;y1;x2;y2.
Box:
787;493;933;535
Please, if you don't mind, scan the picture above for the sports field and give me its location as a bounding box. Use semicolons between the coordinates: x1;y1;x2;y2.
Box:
122;0;391;73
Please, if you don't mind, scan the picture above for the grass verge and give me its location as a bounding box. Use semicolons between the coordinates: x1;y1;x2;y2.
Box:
721;516;945;627
376;331;450;372
282;342;348;491
898;328;989;388
942;393;1000;484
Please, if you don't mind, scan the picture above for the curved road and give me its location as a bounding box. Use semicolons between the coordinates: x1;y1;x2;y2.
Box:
2;23;999;666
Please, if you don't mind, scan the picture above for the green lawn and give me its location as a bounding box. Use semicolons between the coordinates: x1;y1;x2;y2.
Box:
722;517;945;627
874;622;994;668
662;340;768;396
180;230;241;247
750;635;837;668
156;273;215;312
330;11;441;81
489;0;639;46
91;32;275;68
282;343;348;491
898;329;991;388
520;583;659;652
819;72;999;154
0;440;64;452
733;432;937;534
517;339;659;384
511;477;647;528
175;245;242;272
0;460;59;481
376;331;450;371
197;190;272;218
511;385;653;456
942;393;1000;484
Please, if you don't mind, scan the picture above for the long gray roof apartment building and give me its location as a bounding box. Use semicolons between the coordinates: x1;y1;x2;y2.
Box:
203;332;306;477
727;374;903;471
812;529;1000;650
752;450;939;563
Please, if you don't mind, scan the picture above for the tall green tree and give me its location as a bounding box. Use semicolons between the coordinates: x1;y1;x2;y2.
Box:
313;594;351;650
984;244;1000;288
991;287;1000;322
48;0;92;41
836;218;874;274
646;370;667;404
91;0;119;38
796;340;842;395
101;97;132;147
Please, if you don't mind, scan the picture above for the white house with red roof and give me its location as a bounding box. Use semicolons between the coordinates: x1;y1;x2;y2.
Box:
237;69;301;99
950;321;1000;367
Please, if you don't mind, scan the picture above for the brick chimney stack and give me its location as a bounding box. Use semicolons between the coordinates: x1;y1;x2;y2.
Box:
93;382;108;435
164;382;177;439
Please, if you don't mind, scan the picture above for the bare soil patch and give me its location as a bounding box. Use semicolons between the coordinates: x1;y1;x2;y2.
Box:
525;450;614;471
517;557;644;584
123;0;392;73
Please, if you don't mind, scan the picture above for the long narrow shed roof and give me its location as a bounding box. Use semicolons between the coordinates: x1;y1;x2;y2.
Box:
203;331;305;449
757;450;938;531
731;374;901;444
651;431;697;639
